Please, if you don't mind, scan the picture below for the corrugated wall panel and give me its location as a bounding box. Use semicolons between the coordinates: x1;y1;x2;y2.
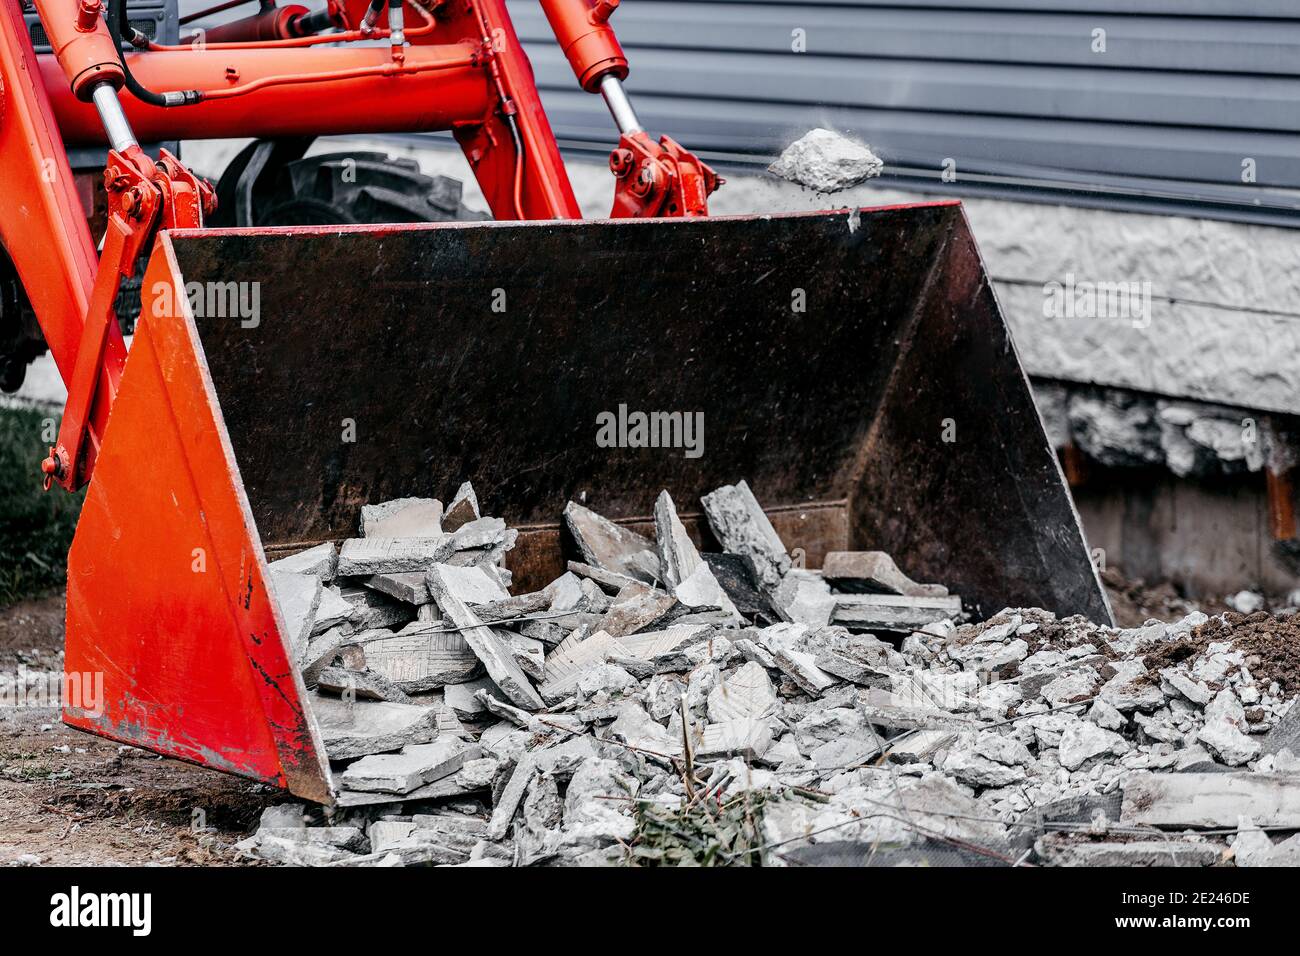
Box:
505;1;1300;222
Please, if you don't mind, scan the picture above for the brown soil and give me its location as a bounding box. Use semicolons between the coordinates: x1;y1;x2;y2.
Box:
0;594;65;670
0;595;271;866
1189;611;1300;695
1100;567;1232;628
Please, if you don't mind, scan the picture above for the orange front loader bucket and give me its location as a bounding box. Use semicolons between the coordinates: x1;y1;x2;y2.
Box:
63;202;1108;801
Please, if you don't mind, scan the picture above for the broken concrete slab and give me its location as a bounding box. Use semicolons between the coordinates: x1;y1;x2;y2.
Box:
365;572;433;606
773;569;835;627
567;560;645;595
442;481;480;532
832;594;961;631
310;696;441;760
356;626;481;691
337;537;447;576
653;490;700;588
311;585;354;637
707;661;777;723
443;676;498;720
317;666;412;704
362;497;444;538
699;480;790;590
271;569;323;662
821;551;947;598
429;562;509;606
340;738;474;794
1122;772;1300;828
270;542;337;582
340;586;415;631
563;501;659;583
598;582;678;637
428;564;544;710
1036;835;1218;868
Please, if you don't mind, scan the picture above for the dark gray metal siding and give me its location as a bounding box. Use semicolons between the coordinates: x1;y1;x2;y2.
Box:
506;1;1300;223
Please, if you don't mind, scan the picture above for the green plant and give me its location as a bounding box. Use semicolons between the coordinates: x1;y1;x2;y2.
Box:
0;406;83;606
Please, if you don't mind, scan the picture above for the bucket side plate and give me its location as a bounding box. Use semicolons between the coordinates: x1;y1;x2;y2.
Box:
64;236;331;801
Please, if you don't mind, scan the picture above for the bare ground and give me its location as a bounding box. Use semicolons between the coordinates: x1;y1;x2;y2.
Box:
0;595;273;866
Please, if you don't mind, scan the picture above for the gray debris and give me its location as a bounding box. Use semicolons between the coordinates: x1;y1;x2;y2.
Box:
428;565;544;710
699;480;790;590
317;666;412;704
311;696;441;760
338;537;447;576
362;497;443;538
821;551;947;598
340;739;474;794
270;542;338;582
768;128;883;193
271;570;323;662
1122;773;1300;828
442;481;481;532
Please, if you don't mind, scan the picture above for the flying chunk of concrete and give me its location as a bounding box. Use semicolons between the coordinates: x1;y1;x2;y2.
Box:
768;128;883;193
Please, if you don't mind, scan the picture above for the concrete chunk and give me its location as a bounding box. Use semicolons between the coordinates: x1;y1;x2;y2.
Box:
653;490;700;588
428;565;544;710
317;666;411;703
310;696;440;760
442;481;480;532
832;594;961;630
700;480;790;590
341;738;473;794
270;542;337;582
311;585;354;635
696;719;773;761
337;537;446;575
822;551;947;597
365;572;433;605
1122;773;1300;828
563;501;659;583
598;582;677;637
539;629;631;703
362;497;443;538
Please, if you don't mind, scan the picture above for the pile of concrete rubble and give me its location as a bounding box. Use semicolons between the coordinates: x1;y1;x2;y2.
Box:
238;480;1300;867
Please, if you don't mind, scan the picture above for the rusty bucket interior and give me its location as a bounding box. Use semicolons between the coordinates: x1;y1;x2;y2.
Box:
62;202;1110;800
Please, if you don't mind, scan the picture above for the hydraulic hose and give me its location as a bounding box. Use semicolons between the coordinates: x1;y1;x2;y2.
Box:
108;0;202;106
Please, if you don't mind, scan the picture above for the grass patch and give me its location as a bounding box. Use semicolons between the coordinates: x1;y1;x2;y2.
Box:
0;405;82;606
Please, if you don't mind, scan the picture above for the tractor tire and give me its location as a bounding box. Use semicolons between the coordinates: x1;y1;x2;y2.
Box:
237;149;488;226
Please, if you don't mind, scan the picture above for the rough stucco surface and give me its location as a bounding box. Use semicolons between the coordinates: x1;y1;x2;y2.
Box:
173;138;1300;418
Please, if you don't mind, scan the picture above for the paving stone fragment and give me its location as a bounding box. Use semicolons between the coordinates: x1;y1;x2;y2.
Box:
707;661;777;723
695;719;773;760
598;582;678;637
821;551;947;597
341;738;474;794
337;537;447;575
428;565;544;710
271;570;323;662
699;480;790;590
832;594;962;631
269;542;338;581
356;626;481;691
563;500;660;583
442;481;480;532
317;666;411;703
362;497;444;538
773;569;834;627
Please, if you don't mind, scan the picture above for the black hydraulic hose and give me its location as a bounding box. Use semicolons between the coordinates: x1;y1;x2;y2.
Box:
108;0;202;106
